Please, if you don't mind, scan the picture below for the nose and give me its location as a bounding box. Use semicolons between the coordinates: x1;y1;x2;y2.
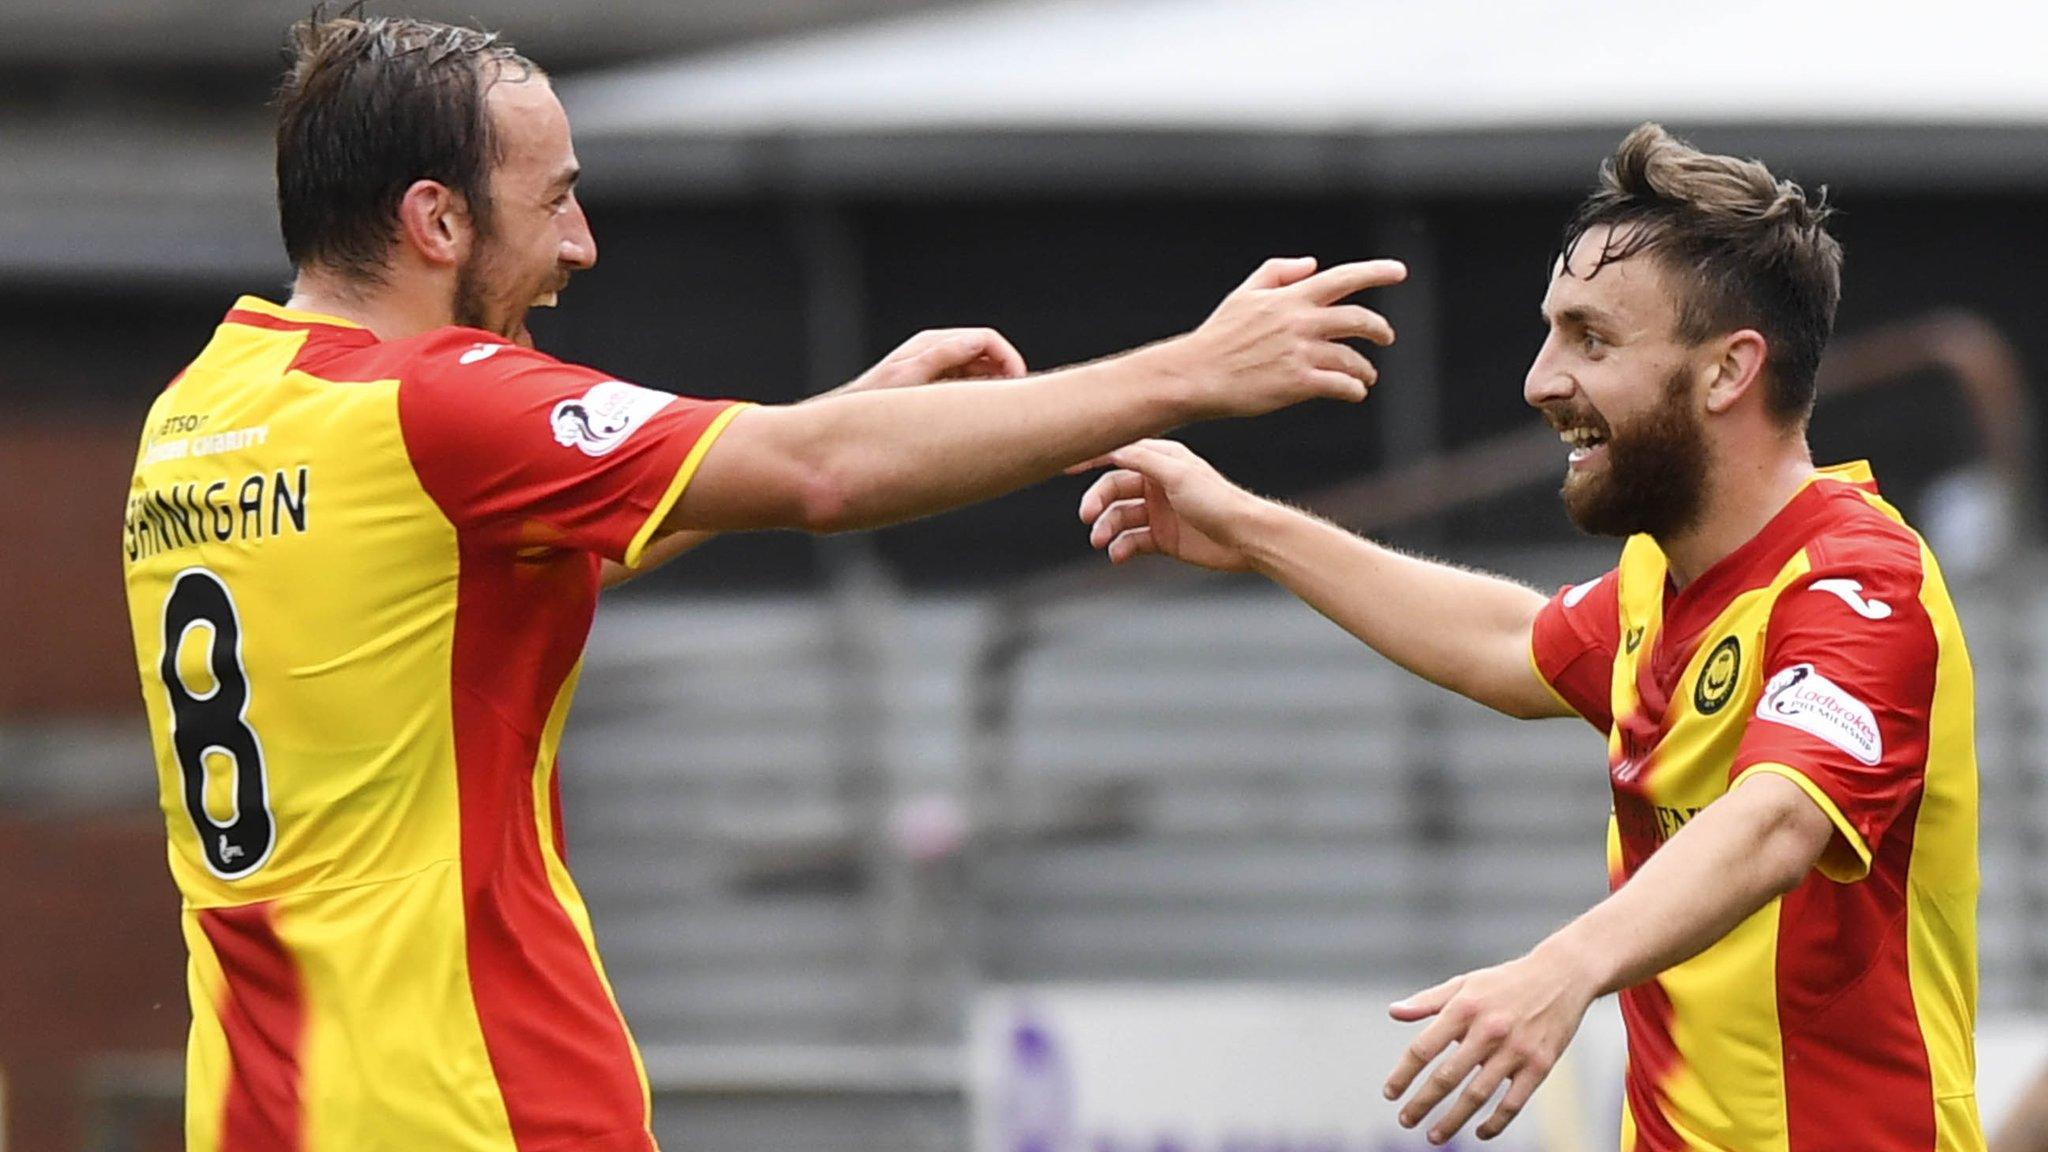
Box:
560;196;597;270
1523;332;1570;409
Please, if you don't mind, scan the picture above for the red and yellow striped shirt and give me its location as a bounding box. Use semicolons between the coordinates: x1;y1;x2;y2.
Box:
122;297;745;1151
1532;462;1983;1152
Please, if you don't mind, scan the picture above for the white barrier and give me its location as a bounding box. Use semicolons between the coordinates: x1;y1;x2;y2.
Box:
972;988;2048;1152
971;986;1628;1152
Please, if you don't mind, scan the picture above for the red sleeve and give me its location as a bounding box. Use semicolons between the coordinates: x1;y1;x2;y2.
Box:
396;332;745;565
1530;570;1621;732
1731;532;1935;881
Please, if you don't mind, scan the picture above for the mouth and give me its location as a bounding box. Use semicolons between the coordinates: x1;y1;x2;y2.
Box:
530;274;570;310
1556;423;1611;469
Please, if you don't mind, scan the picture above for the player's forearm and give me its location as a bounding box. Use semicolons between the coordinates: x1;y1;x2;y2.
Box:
823;345;1202;529
1233;500;1560;717
1534;773;1831;997
687;342;1197;533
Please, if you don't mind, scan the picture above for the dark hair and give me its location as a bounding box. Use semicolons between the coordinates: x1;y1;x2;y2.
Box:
274;9;539;279
1560;123;1843;426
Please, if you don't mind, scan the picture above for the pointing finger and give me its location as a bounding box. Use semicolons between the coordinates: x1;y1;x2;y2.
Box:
1294;259;1408;305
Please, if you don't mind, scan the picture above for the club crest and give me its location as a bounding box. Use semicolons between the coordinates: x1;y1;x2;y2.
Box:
1694;636;1742;715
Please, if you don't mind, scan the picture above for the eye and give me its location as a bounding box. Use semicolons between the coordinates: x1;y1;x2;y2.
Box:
1581;330;1607;354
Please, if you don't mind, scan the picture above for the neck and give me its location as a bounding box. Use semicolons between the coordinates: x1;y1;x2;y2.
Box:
285;267;453;343
1657;434;1814;588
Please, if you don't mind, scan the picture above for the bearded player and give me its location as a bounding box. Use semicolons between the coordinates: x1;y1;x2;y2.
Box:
121;13;1406;1151
1081;124;1981;1151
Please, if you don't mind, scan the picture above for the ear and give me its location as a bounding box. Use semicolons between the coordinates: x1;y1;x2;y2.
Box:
1702;328;1770;416
394;180;472;269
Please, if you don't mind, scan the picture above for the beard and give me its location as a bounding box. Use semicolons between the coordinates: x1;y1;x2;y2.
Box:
1556;367;1710;540
452;242;507;337
451;232;552;343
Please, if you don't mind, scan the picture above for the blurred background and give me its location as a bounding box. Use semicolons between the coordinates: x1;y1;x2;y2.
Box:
7;1;2048;1149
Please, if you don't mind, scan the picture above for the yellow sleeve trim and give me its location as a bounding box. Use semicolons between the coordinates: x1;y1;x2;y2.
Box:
1731;761;1874;883
1526;635;1584;720
623;402;752;569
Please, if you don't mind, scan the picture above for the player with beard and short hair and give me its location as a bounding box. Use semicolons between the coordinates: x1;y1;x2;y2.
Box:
1079;123;1983;1151
123;12;1408;1150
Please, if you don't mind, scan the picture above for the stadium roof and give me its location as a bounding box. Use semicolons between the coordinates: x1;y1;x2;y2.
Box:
560;0;2048;194
0;0;939;67
8;0;2047;280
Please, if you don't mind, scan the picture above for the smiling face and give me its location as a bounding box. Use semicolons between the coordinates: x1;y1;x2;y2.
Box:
1525;225;1713;540
452;73;596;344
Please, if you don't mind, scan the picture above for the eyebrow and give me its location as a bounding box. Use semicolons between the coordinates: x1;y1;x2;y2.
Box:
549;165;581;193
1542;303;1617;331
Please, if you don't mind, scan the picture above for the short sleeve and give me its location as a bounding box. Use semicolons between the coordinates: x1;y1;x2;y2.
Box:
1530;570;1621;732
397;332;746;565
1730;541;1936;883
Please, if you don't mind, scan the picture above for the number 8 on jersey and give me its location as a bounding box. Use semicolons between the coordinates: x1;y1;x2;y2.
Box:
159;567;275;879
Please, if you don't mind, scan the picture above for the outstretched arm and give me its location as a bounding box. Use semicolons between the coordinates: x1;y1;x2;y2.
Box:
1079;439;1563;718
1381;771;1834;1144
601;326;1028;587
665;258;1406;535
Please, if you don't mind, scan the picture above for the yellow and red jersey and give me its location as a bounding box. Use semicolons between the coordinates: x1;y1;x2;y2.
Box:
121;297;745;1151
1532;462;1982;1152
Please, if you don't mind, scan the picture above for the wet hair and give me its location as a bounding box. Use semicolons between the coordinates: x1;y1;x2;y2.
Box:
274;7;539;280
1560;122;1843;427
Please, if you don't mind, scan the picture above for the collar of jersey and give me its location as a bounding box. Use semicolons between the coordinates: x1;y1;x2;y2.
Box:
1655;459;1878;618
229;295;370;332
1807;459;1876;492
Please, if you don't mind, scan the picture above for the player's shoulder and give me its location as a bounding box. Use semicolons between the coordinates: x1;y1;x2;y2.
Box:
1801;480;1926;583
391;326;583;389
1768;485;1930;628
389;327;622;435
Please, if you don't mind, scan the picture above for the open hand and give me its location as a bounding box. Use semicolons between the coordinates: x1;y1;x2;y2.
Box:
1079;439;1260;572
1383;947;1599;1145
1175;256;1405;419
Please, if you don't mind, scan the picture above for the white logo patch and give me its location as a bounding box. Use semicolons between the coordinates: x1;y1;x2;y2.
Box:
459;342;505;365
1562;578;1601;608
550;381;674;457
1809;577;1892;620
1755;663;1883;765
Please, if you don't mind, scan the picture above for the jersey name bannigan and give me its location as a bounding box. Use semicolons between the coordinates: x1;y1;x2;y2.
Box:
123;297;744;1151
